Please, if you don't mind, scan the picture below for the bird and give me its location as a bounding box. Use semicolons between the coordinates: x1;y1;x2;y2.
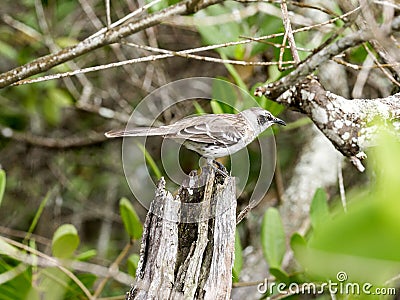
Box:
105;107;286;161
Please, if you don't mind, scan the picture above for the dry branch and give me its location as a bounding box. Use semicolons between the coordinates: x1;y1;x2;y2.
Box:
0;127;107;149
259;75;400;171
127;166;236;300
255;15;400;99
255;15;400;171
0;0;223;89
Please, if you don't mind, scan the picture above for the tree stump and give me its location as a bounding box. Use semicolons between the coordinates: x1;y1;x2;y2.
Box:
126;165;236;300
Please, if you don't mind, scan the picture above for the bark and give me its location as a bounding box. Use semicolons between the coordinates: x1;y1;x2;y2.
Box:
254;15;400;171
126;166;236;300
0;0;223;89
257;76;400;171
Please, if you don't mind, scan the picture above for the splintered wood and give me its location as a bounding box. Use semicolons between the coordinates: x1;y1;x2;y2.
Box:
126;166;236;300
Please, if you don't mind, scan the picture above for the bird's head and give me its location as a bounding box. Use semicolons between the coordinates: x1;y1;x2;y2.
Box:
241;107;286;135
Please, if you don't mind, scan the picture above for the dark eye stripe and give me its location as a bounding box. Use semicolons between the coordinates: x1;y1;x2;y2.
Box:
257;115;267;125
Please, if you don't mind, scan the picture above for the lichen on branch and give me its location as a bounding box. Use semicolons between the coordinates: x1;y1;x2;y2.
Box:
256;76;400;171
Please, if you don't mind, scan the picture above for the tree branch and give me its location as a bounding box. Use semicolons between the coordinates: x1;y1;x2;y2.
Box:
264;75;400;171
0;127;107;148
254;16;400;171
255;15;400;100
0;0;222;89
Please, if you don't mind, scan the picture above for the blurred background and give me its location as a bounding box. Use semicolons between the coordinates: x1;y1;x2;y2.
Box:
0;0;399;299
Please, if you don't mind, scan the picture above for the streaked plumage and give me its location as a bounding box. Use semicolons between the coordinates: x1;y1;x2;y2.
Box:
105;107;285;158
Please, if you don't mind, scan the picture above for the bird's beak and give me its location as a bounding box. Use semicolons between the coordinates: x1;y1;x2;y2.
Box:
273;117;286;126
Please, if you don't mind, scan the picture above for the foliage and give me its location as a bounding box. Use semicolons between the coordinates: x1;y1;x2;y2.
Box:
0;170;5;207
0;0;397;299
119;197;143;240
0;174;142;299
261;208;285;270
260;131;400;299
232;229;243;283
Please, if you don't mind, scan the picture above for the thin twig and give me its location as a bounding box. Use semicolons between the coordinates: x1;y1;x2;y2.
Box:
0;3;360;88
374;0;400;10
280;0;301;64
1;14;43;41
93;241;133;298
352;52;374;98
337;159;347;213
241;35;313;52
88;0;164;39
0;127;107;148
236;0;341;17
121;40;294;67
12;44;295;86
34;0;91;99
0;0;224;88
289;1;340;17
363;44;400;87
2;236;94;299
97;296;126;300
232;279;266;288
78;0;104;29
332;57;400;70
105;0;112;28
279;30;288;71
0;226;51;246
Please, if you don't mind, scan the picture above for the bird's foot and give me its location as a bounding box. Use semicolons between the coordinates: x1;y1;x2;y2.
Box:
207;159;229;177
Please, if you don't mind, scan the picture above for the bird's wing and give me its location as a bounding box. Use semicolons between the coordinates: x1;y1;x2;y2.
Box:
170;114;247;146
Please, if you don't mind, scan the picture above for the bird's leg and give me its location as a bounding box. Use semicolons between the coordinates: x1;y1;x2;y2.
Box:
206;158;229;177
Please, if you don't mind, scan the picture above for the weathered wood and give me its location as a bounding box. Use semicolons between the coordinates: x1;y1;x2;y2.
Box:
126;166;236;300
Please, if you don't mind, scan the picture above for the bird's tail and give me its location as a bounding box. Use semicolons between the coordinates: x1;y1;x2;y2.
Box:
105;126;170;138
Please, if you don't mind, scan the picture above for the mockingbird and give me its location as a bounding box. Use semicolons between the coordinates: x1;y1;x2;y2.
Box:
106;107;285;161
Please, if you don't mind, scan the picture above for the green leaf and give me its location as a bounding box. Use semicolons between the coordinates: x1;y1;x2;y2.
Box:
220;53;246;91
43;88;73;126
127;254;140;277
0;40;18;60
38;267;69;300
310;188;330;231
119;197;143;240
136;143;162;179
261;208;286;268
64;273;97;299
290;233;307;249
290;232;307;255
210;100;224;114
26;190;51;240
196;4;245;59
269;267;289;284
52;224;80;258
42;97;61;126
47;88;73;107
75;249;97;261
232;230;243;282
0;256;33;300
0;169;6;207
193;101;206;115
211;79;237;112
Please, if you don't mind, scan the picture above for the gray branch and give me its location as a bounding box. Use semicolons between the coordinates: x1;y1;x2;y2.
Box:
268;76;400;171
254;15;400;171
0;0;222;89
255;16;400;100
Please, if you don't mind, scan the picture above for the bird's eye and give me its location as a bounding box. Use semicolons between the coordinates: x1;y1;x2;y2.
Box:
257;115;268;125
